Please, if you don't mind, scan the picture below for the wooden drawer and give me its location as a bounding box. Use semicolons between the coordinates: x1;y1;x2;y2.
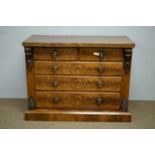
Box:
79;48;123;61
34;61;124;76
35;75;122;92
34;47;78;60
36;91;121;110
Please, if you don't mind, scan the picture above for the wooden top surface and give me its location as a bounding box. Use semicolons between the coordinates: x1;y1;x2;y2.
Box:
22;35;135;48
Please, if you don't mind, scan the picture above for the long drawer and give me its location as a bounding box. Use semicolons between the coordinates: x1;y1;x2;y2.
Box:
35;91;121;110
33;47;123;61
34;61;124;76
35;75;122;91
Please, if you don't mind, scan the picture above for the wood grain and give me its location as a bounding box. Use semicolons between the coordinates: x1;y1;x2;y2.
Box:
35;91;121;110
22;35;135;48
24;47;35;101
34;47;78;60
34;61;124;76
25;109;131;122
35;75;122;92
120;49;132;111
23;35;134;122
79;48;123;61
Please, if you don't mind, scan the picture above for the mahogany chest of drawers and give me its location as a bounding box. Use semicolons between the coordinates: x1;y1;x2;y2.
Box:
22;35;135;122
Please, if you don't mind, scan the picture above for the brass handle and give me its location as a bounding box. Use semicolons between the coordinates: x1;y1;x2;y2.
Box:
52;80;59;87
98;66;104;73
97;81;104;88
53;97;60;104
52;65;58;73
52;49;58;59
96;98;103;105
99;49;104;60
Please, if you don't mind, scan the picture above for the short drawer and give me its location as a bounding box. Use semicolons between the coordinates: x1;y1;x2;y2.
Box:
35;91;121;110
34;61;124;76
34;47;78;60
35;75;122;92
79;48;123;61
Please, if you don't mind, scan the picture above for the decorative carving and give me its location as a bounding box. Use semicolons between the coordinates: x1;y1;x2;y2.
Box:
28;97;36;110
25;47;33;71
121;100;128;112
124;49;132;73
25;47;32;53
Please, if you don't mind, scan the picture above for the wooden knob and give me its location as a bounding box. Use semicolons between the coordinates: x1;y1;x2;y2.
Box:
53;97;60;104
52;65;58;73
52;49;58;59
98;66;104;73
52;80;59;87
97;81;104;88
99;49;104;60
96;98;103;105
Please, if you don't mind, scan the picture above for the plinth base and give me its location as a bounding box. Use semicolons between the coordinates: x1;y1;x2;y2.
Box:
25;109;131;122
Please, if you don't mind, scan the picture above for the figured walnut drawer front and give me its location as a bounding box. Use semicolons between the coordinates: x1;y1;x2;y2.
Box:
36;91;120;110
34;61;123;76
34;47;78;60
35;75;122;92
79;48;123;61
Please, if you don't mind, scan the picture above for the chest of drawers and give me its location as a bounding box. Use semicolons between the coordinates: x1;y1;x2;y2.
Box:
23;35;135;122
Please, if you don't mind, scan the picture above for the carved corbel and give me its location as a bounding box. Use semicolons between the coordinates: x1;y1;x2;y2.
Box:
124;48;132;73
28;96;36;110
121;100;128;112
25;47;33;72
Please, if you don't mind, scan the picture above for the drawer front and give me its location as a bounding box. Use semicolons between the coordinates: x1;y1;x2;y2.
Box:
34;61;124;76
36;91;121;110
79;48;123;61
34;47;78;60
35;75;122;92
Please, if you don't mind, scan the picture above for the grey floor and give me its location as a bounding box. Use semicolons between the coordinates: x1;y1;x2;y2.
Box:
0;99;155;129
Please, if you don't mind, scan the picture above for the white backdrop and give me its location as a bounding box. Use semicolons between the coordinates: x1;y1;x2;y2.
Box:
0;26;155;100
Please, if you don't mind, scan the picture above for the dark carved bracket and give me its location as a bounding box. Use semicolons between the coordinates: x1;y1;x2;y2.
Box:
121;100;128;112
28;96;36;110
124;49;132;73
25;47;33;72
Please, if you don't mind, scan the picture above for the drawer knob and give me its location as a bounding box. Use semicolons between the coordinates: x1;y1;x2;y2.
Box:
52;49;58;59
52;65;58;73
99;49;104;60
98;66;104;73
52;80;59;87
97;81;104;88
96;98;103;105
53;97;60;104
